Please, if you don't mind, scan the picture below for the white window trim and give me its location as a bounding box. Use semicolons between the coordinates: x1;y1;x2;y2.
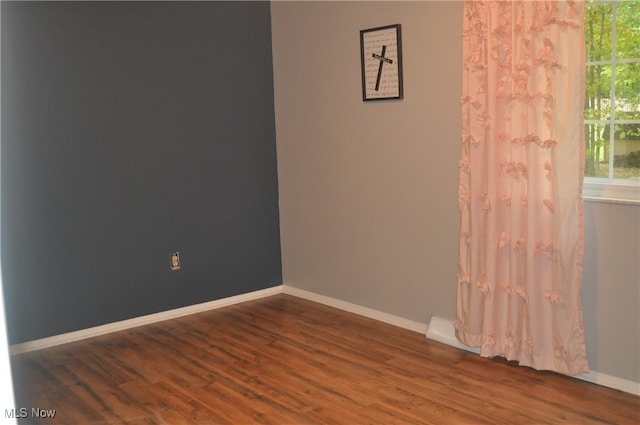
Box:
583;179;640;204
583;0;640;204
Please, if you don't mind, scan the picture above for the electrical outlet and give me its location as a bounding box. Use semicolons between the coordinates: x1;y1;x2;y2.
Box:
170;252;180;270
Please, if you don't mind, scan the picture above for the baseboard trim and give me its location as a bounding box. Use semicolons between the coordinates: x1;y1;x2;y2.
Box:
283;285;428;334
426;315;640;396
10;285;284;356
426;315;480;354
10;284;638;396
577;370;640;396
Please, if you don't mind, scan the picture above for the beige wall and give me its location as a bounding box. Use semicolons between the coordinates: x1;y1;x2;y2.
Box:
582;201;639;382
271;1;640;384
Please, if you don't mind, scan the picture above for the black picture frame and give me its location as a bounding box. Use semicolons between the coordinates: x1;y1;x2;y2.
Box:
360;24;403;101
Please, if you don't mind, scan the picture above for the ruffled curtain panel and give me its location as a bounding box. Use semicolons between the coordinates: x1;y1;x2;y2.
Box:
456;0;588;375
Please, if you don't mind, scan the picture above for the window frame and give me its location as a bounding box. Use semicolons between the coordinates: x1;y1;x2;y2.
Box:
583;0;640;204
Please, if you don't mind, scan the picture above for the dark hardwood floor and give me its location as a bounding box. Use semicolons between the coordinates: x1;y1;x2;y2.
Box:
10;294;640;424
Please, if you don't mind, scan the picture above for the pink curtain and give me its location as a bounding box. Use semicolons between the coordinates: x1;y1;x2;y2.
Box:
456;0;588;375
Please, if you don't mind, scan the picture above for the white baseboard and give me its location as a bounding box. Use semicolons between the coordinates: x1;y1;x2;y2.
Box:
11;285;427;355
282;285;428;334
576;370;640;396
10;284;638;396
10;285;284;355
426;315;480;354
426;315;640;396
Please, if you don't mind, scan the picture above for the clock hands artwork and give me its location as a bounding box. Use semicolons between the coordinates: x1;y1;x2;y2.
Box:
360;24;403;101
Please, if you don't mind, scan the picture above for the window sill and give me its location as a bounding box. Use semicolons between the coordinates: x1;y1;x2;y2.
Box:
583;196;640;205
583;179;640;205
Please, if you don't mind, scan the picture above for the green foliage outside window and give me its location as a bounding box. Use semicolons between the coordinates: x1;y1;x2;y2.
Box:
584;0;640;180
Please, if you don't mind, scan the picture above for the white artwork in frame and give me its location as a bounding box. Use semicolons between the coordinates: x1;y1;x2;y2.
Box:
360;24;403;101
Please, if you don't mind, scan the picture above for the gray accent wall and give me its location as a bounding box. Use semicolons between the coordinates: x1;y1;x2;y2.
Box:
272;1;640;385
2;1;282;344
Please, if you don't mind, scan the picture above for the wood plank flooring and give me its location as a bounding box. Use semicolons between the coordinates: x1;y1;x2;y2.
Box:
10;294;640;424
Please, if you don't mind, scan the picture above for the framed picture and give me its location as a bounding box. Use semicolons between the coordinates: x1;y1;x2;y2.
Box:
360;24;403;101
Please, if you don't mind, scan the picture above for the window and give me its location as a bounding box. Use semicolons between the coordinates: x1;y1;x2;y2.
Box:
584;0;640;202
